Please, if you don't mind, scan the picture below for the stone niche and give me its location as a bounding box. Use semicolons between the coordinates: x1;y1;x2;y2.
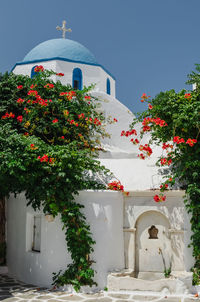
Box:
135;211;171;279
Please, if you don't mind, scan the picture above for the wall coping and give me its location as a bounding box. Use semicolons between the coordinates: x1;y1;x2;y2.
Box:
77;189;185;197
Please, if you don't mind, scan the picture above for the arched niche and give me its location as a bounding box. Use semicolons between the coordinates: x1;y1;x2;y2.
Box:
31;65;38;78
72;68;82;90
135;210;171;275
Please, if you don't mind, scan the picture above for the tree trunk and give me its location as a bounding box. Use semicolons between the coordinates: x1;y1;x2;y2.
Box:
0;198;6;265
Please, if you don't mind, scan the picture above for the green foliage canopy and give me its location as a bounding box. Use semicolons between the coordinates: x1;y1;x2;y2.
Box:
0;68;111;290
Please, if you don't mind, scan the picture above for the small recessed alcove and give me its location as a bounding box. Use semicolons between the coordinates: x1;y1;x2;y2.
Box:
148;225;158;239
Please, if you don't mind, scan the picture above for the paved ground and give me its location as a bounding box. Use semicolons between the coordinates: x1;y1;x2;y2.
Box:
0;274;199;302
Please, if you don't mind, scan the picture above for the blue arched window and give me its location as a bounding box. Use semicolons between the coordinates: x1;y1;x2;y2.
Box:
31;65;38;78
107;78;111;95
72;68;82;90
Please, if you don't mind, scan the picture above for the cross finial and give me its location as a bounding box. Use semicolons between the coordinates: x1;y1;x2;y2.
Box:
56;20;72;39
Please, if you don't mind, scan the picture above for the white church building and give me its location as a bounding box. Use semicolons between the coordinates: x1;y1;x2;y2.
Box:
6;25;195;294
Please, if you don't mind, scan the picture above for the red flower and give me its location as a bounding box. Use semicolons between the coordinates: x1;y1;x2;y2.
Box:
153;194;166;202
38;99;48;107
143;125;151;132
154;195;160;202
142;117;151;126
184;93;192;100
177;138;185;144
148;104;153;110
1;112;14;119
167;159;172;166
30;144;37;150
140;93;150;103
162;143;173;150
186;138;197;147
44;83;54;89
84;96;91;100
130;138;139;145
173;136;180;143
159;120;167;127
161;184;168;190
161;195;166;201
94;117;101;125
52;119;58;123
30;84;37;89
34;65;44;72
56;73;64;76
121;129;137;137
17;85;23;89
139;144;152;156
17;115;23;123
160;157;172;166
160;158;167;165
113;118;118;122
138;153;145;160
38;154;49;162
107;181;124;192
17;98;25;104
28;90;38;97
78;113;85;119
60;91;76;100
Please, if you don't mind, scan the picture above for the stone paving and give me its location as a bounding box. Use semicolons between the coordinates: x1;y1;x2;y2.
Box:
0;274;199;302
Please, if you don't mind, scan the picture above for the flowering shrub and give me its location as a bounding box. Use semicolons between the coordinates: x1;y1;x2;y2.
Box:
0;68;113;290
126;64;200;284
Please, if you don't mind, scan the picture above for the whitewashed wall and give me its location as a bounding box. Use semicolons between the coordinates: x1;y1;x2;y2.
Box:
6;190;194;288
7;190;124;288
13;61;57;82
13;60;116;97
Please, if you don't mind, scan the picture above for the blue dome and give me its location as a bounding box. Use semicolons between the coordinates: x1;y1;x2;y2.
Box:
23;39;98;65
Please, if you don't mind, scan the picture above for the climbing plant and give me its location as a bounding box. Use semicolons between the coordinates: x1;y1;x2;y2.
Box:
0;67;114;290
123;65;200;284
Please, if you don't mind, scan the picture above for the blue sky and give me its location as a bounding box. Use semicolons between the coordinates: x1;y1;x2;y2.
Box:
0;0;200;112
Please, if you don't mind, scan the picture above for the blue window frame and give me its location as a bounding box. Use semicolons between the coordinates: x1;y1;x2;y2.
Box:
107;78;111;95
72;68;82;90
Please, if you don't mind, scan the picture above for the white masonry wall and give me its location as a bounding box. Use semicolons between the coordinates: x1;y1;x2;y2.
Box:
7;190;124;288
